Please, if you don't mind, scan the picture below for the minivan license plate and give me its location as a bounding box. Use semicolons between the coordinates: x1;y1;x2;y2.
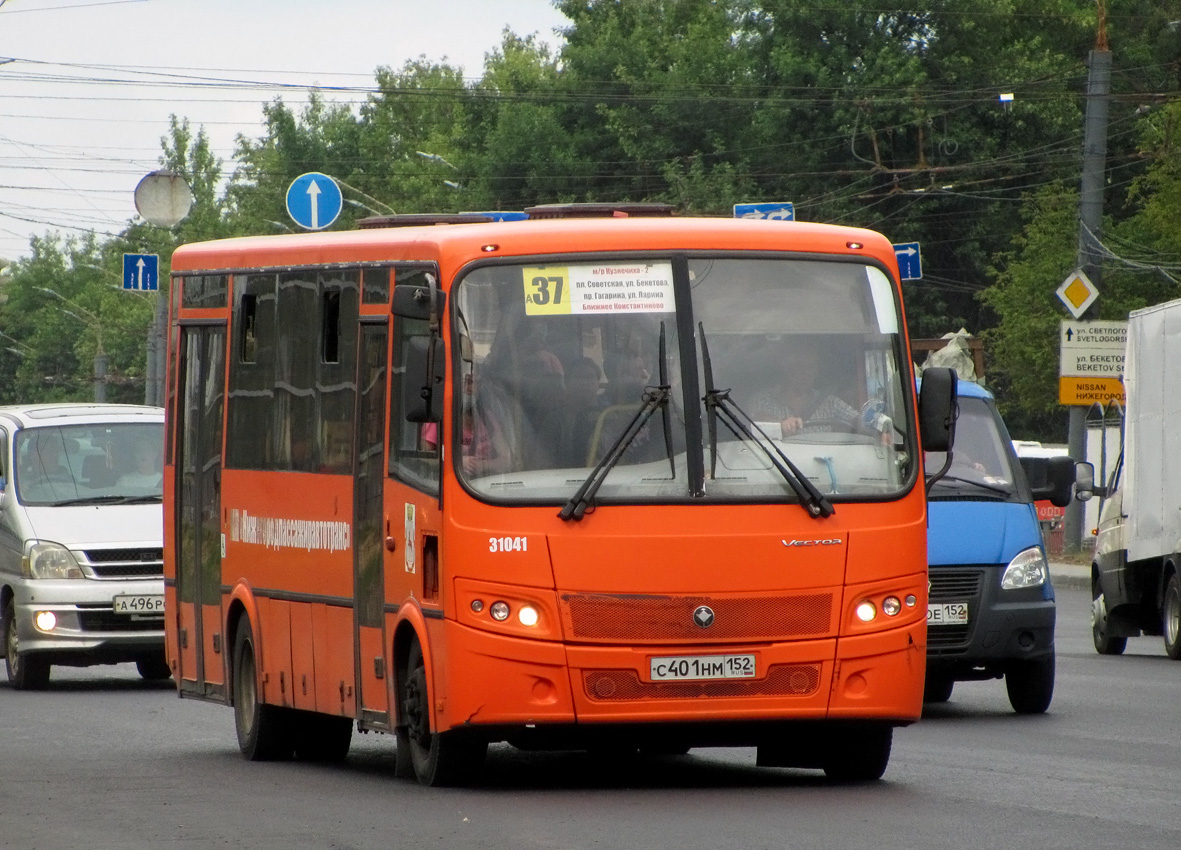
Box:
113;594;165;615
650;654;756;681
927;602;969;625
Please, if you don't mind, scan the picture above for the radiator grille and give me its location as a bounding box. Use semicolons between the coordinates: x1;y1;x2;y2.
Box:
583;664;822;701
927;567;985;650
81;548;164;579
562;593;833;643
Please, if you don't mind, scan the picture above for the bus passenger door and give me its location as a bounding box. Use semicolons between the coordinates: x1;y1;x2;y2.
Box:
174;324;226;698
354;323;390;725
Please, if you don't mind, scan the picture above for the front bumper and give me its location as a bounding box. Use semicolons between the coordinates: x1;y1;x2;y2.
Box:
8;577;164;665
926;565;1055;679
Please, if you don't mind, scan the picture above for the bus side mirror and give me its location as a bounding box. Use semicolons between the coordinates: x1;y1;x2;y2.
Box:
1020;455;1077;508
392;283;446;322
403;336;445;423
918;367;957;453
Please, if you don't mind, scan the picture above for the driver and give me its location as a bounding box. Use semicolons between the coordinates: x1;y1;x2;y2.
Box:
750;340;859;436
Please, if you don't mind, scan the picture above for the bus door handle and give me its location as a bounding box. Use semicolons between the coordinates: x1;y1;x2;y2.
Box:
385;536;397;552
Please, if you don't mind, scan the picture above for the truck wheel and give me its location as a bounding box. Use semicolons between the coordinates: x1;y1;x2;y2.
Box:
4;599;50;690
923;675;954;703
1091;578;1127;655
822;725;892;782
1005;653;1054;714
1163;573;1181;660
400;637;486;786
232;620;294;760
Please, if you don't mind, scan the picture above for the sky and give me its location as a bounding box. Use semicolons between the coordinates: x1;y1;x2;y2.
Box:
0;0;570;263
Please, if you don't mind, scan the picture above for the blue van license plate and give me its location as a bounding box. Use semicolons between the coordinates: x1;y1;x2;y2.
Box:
927;602;968;625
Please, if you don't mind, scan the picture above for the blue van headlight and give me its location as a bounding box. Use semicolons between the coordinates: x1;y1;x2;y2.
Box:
1001;546;1048;590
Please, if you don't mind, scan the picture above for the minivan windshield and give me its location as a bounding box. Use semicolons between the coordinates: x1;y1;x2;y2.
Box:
453;255;915;506
925;396;1020;501
15;423;164;506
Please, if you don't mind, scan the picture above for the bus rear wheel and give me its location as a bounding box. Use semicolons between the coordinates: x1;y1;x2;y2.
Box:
400;637;486;787
232;620;294;761
822;725;892;782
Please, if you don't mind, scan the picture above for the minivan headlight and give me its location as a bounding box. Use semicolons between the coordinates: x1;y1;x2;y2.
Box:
24;542;84;579
1001;546;1047;590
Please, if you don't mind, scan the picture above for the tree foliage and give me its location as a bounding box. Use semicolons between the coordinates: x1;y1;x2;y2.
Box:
4;0;1181;440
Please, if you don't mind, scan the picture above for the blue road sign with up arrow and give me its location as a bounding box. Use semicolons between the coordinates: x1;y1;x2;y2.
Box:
286;172;343;231
893;242;922;281
122;253;159;291
733;202;795;221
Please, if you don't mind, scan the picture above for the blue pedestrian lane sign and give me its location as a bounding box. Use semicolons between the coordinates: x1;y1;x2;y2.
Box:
893;242;922;281
734;202;795;221
286;172;343;231
122;253;159;291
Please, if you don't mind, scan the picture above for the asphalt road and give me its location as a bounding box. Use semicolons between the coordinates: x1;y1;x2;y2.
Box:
2;583;1177;850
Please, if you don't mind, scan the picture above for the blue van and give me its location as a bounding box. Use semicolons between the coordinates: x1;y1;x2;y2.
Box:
923;380;1076;714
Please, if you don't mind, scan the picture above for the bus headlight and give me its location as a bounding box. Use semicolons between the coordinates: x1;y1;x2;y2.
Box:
1001;546;1048;590
855;601;877;622
517;605;539;627
23;542;84;579
489;601;511;622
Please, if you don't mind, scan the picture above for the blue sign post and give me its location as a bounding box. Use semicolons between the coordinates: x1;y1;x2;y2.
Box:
122;253;159;291
733;202;795;221
286;172;343;231
893;242;922;281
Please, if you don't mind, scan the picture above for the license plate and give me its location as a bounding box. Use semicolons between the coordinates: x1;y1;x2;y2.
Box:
927;602;969;625
650;654;756;681
113;594;165;615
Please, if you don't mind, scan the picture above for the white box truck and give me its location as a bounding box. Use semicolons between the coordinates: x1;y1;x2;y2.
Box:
1092;298;1181;658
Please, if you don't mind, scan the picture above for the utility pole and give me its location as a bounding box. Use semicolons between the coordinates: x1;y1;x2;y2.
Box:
1066;7;1111;552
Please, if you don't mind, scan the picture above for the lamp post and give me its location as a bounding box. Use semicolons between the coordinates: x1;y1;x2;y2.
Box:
37;287;107;402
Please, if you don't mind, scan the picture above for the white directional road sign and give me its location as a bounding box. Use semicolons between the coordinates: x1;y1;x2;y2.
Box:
286;172;343;231
122;253;159;291
733;202;795;221
893;242;922;281
1058;319;1127;406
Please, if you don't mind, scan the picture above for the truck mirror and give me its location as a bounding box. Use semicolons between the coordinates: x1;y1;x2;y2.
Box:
1073;461;1102;501
919;367;957;452
403;335;445;423
1020;454;1076;508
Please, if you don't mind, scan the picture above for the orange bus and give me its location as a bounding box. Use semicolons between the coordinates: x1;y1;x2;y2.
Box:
163;204;955;785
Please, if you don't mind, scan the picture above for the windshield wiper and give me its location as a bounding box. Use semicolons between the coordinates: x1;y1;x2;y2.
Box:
929;474;1012;498
51;495;162;506
699;323;834;519
560;324;675;522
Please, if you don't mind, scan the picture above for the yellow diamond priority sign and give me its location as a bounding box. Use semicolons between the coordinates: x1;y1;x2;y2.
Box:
1056;268;1098;319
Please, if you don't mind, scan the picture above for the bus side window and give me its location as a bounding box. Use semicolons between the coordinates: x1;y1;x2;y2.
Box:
389;316;441;496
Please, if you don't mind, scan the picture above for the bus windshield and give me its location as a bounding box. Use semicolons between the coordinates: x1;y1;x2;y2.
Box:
454;256;914;505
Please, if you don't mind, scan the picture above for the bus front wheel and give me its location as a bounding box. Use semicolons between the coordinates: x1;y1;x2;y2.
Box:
822;725;892;782
232;620;294;761
400;637;486;787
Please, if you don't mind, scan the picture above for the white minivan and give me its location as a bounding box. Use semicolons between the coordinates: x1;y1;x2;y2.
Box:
0;404;166;689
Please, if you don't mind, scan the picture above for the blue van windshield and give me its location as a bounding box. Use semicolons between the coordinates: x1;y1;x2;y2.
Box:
925;396;1019;501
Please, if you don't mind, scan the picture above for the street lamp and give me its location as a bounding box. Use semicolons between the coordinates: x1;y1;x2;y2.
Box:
36;287;107;402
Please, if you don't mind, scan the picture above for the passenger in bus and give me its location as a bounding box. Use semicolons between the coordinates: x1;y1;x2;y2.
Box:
562;357;607;466
750;340;859;436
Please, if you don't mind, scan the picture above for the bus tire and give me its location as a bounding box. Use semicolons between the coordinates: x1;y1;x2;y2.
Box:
232;620;294;761
4;598;50;690
1091;577;1127;656
136;654;173;681
292;710;353;762
400;637;486;787
1005;653;1054;714
1163;573;1181;660
822;725;892;782
923;675;954;703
